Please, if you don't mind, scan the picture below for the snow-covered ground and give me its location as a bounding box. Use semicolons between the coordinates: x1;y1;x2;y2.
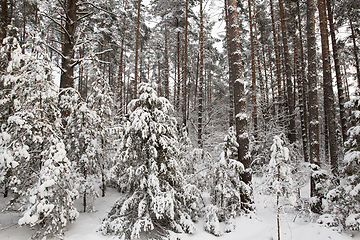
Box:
0;185;359;240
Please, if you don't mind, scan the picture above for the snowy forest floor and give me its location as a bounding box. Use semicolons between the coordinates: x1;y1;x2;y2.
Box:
1;179;359;240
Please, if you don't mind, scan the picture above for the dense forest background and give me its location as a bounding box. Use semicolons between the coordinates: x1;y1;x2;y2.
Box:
1;0;360;239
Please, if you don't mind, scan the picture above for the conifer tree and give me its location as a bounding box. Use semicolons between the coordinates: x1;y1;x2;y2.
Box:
102;83;197;239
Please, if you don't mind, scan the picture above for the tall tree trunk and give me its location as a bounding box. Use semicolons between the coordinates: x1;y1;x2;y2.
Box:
224;0;234;127
164;24;169;99
317;0;339;178
248;0;257;134
326;0;346;142
134;0;141;98
176;20;181;110
182;0;188;126
296;1;309;162
194;53;199;110
60;0;77;89
350;18;360;88
227;0;251;187
198;0;204;147
279;0;296;143
307;0;320;206
0;0;8;43
270;0;282;110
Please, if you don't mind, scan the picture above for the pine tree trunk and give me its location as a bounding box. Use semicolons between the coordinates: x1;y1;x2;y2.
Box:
0;0;8;43
224;0;234;127
296;1;309;162
270;0;282;110
307;0;321;206
317;0;339;178
227;0;251;187
248;0;257;134
60;0;77;90
278;0;296;143
350;18;360;88
326;0;347;142
164;24;170;99
198;0;204;147
182;0;188;126
176;21;181;110
134;0;141;98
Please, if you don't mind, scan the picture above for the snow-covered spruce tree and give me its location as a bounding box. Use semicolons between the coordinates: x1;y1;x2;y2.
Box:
18;141;79;238
265;135;295;240
65;99;100;212
87;68;114;197
204;126;252;236
0;34;62;200
0;35;79;238
320;90;360;231
102;83;197;239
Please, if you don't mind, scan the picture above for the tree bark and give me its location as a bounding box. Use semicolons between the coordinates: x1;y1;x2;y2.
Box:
296;1;309;162
60;0;77;89
307;0;320;205
350;18;360;88
182;0;188;126
134;0;141;98
0;0;8;43
227;0;251;186
198;0;204;147
278;0;296;143
164;24;169;99
224;0;234;127
326;0;347;142
270;0;282;110
317;0;339;178
248;0;257;134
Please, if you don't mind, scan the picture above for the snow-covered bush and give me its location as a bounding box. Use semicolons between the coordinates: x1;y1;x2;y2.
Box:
18;141;79;238
319;90;360;231
102;83;198;239
204;127;253;236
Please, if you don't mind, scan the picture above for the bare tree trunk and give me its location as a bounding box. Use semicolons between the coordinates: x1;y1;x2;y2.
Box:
307;0;321;209
318;0;339;178
350;18;360;88
198;0;204;147
279;0;296;143
248;0;257;134
164;24;169;99
194;53;199;110
0;0;8;43
182;0;188;126
227;0;251;187
296;1;309;162
270;0;282;109
60;0;77;89
326;0;347;142
134;0;141;98
224;0;234;127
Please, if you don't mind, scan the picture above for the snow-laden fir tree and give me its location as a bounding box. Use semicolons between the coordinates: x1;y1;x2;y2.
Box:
0;35;79;238
102;83;197;240
322;90;360;231
65;99;100;212
265;135;295;240
86;67;113;197
204;126;252;236
18;141;79;238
